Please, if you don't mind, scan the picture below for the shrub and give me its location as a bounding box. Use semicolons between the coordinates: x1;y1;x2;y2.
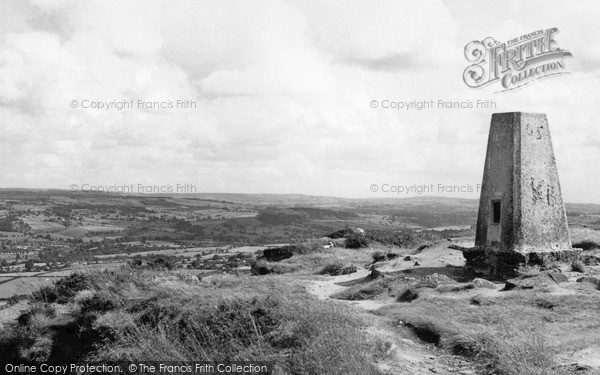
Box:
318;263;357;276
470;294;495;306
346;233;368;249
32;273;91;303
261;243;322;262
7;294;28;305
80;292;119;313
148;257;175;270
17;304;56;326
533;297;556;310
397;287;419;302
251;261;274;275
250;261;297;275
371;251;386;263
31;286;59;304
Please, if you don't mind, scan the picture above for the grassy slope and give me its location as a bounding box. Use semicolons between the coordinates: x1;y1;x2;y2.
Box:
0;266;385;375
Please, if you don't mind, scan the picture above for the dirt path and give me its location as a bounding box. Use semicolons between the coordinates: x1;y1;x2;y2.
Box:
306;269;479;375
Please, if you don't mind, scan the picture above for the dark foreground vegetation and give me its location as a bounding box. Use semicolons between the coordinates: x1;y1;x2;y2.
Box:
0;268;385;375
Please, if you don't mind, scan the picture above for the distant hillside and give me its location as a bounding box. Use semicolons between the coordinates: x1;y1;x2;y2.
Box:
565;203;600;215
256;207;359;225
3;188;600;217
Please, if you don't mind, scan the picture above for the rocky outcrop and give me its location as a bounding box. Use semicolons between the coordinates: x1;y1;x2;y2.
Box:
262;246;294;262
327;227;365;239
417;273;456;288
504;271;568;290
462;247;582;279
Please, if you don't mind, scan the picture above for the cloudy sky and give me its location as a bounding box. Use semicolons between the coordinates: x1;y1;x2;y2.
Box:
0;0;599;202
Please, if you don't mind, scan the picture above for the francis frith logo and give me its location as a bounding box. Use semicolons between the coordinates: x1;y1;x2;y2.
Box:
463;27;572;92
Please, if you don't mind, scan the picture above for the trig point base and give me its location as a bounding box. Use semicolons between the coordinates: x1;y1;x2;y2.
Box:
466;112;580;277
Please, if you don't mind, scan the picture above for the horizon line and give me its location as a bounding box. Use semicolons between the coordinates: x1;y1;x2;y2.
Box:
0;187;599;206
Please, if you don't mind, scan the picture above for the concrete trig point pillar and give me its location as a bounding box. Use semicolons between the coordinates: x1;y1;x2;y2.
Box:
471;112;579;277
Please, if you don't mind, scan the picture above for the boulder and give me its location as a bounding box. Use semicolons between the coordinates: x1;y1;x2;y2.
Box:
504;271;568;290
262;246;294;262
571;260;586;273
417;273;456;288
547;272;568;284
576;276;600;287
471;278;497;289
504;276;549;290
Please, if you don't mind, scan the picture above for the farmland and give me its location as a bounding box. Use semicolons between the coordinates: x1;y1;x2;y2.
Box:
1;189;599;303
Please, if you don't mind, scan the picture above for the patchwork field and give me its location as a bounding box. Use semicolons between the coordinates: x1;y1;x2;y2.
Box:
22;219;65;232
0;277;54;298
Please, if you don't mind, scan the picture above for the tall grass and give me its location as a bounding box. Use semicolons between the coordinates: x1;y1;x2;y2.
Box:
1;267;384;375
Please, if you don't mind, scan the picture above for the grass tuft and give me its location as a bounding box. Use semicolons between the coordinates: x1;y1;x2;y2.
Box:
396;287;419;302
